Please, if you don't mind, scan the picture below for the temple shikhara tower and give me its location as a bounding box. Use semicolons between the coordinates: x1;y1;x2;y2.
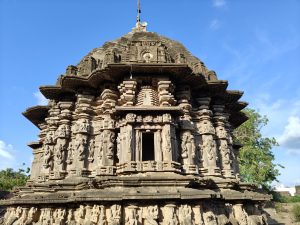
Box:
1;15;270;225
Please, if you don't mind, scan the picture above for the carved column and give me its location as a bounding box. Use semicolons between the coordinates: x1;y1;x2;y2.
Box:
158;80;176;106
196;98;221;176
118;80;137;106
213;105;234;178
41;100;60;180
225;117;241;180
69;93;94;177
154;129;163;162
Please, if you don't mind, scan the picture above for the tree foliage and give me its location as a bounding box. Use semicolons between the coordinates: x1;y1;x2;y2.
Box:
234;108;283;190
0;166;30;191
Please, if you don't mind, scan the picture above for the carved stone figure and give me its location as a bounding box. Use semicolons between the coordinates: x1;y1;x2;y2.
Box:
142;206;158;225
180;131;196;165
178;205;192;225
75;205;85;225
193;205;205;225
88;139;96;162
66;142;74;165
24;207;39;224
107;205;121;225
125;206;138;225
53;208;66;225
75;137;87;161
43;144;53;169
66;209;76;225
162;205;178;225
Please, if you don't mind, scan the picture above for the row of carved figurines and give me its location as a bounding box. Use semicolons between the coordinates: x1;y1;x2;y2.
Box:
41;128;236;175
3;203;267;225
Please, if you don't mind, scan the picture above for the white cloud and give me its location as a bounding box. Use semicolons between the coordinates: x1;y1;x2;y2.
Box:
34;91;48;105
0;140;14;159
210;19;221;30
278;116;300;151
212;0;226;8
0;140;16;170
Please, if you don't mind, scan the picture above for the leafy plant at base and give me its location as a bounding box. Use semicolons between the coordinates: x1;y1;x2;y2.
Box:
0;165;30;191
234;108;283;190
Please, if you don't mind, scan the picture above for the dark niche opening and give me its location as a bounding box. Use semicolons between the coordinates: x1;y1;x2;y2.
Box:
142;132;155;161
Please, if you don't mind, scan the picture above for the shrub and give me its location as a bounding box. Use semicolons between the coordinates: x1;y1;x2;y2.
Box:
292;204;300;222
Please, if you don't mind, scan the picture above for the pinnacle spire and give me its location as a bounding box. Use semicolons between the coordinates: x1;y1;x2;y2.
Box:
133;0;147;32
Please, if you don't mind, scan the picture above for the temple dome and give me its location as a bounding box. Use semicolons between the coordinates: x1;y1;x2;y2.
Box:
67;31;217;81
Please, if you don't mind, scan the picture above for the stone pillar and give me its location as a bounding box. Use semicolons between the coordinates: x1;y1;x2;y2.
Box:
213;105;234;178
154;129;163;162
225;114;241;180
196;98;221;176
118;80;137;106
41;101;60;180
158;80;176;106
68;93;94;177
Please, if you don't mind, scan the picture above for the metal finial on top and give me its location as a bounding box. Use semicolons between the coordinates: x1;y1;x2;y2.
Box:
133;0;147;32
137;0;141;24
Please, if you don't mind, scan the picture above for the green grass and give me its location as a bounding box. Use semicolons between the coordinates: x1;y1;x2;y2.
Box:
272;192;300;203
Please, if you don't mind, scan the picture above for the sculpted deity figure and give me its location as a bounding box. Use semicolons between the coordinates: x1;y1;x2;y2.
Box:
178;205;192;225
74;205;85;225
67;142;74;165
76;119;90;133
219;140;231;168
39;208;53;225
66;209;76;225
107;205;121;225
125;207;138;225
88;139;96;162
43;144;53;168
162;205;178;225
116;134;121;161
162;128;172;156
198;120;215;135
6;207;22;225
44;131;55;145
56;124;69;139
24;207;38;224
98;206;107;225
15;207;28;225
180;131;196;165
215;126;227;139
75;137;87;161
201;135;217;167
107;131;115;159
143;206;158;225
55;142;65;165
53;208;66;225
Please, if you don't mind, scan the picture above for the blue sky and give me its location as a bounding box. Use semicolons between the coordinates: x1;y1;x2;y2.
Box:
0;0;299;187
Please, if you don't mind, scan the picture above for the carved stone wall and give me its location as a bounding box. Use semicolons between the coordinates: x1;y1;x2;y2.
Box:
2;202;267;225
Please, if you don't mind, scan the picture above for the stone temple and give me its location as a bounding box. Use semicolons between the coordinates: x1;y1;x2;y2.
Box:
1;22;270;225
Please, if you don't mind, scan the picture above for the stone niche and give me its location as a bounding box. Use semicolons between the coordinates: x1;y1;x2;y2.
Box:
0;30;270;225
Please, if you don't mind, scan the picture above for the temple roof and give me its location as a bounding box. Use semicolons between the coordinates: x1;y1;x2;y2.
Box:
65;31;217;81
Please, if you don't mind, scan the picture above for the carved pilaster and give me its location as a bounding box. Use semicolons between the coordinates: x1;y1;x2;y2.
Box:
158;80;176;106
196;98;221;176
213;105;234;178
118;80;137;106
